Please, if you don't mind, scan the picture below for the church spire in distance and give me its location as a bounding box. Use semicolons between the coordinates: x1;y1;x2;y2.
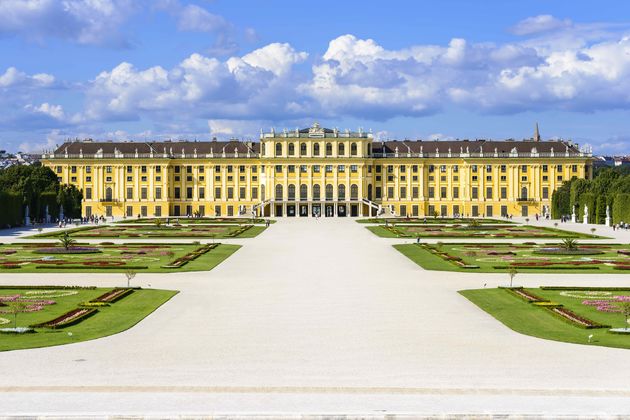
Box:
534;122;541;142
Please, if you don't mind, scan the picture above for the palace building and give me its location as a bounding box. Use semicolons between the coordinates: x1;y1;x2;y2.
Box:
41;123;592;219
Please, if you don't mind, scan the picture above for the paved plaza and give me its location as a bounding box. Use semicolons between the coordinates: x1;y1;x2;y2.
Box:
1;218;630;416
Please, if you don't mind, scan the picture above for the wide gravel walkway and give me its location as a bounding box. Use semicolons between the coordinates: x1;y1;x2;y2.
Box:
1;218;629;417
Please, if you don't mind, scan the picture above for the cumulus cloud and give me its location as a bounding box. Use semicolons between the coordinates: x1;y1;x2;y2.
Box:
0;0;137;47
177;4;229;33
0;67;55;88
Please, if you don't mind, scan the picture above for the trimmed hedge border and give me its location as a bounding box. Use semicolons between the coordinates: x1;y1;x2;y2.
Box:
0;285;97;290
92;288;133;303
35;265;149;270
492;265;600;270
540;286;630;291
161;243;219;268
544;306;610;329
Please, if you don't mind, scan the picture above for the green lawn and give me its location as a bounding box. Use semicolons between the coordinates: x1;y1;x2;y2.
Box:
460;287;630;349
358;217;511;224
395;242;630;273
31;224;266;239
0;287;177;351
0;243;240;273
117;217;275;225
368;224;600;239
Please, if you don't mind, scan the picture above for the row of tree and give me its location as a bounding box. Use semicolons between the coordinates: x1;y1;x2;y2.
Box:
0;165;83;228
552;165;630;224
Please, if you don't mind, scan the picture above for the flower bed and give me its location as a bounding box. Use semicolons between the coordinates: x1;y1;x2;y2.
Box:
546;307;610;329
504;287;546;303
31;307;98;329
32;247;102;254
533;248;604;255
92;288;133;303
35;265;149;270
161;243;218;268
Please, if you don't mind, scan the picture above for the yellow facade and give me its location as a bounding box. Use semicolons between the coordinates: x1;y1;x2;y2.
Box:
42;123;592;219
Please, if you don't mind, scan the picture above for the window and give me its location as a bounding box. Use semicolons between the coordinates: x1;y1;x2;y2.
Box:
85;187;92;200
326;184;333;200
300;143;307;155
521;186;528;200
486;164;492;172
126;187;133;200
127;165;133;173
387;165;394;173
472;187;478;199
155;166;161;173
141;187;147;200
199;166;205;173
214;165;220;172
453;165;459;173
471;165;478;173
174;187;181;199
127;176;133;182
500;187;507;199
252;187;258;199
401;187;407;199
288;165;295;173
557;164;562;172
215;205;221;216
351;165;358;172
313;184;321;200
71;166;77;173
338;184;346;200
472;176;478;181
325;165;333;173
486;187;492;199
557;175;563;181
156;187;162;200
338;165;345;173
500;176;507;182
412;187;419;199
227;165;233;173
240;187;246;200
326;143;333;156
86;166;91;174
375;186;382;199
106;166;112;173
521;176;528;182
288;184;295;200
338;143;345;156
300;165;307;173
486;175;492;181
155;206;161;217
350;184;359;200
275;165;282;173
105;187;113;201
313;165;320;173
186;187;193;199
275;142;282;156
387;186;394;199
300;184;308;201
412;165;418;173
542;165;548;172
572;164;578;172
313;143;320;156
141;176;147;182
440;165;446;173
543;176;548;182
521;165;527;172
376;165;382;173
126;206;133;217
141;165;147;173
288;143;295;156
542;187;549;199
186;176;192;182
440;187;447;199
239;165;245;173
199;187;205;199
227;187;234;199
215;187;221;199
500;165;507;173
275;184;283;200
400;165;406;172
71;176;77;182
351;142;358;156
453;187;459;199
428;187;435;198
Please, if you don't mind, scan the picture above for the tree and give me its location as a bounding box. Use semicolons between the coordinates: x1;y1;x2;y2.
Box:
6;301;28;329
616;301;630;330
508;267;518;288
124;270;136;288
59;231;76;250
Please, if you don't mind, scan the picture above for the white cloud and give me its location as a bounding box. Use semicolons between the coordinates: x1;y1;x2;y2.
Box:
0;0;137;46
25;103;65;120
177;4;228;33
510;15;572;36
0;67;55;88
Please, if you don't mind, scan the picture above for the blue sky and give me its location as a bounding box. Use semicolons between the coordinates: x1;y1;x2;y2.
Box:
2;0;630;154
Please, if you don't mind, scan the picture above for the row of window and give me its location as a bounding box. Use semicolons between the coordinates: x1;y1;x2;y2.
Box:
269;142;363;157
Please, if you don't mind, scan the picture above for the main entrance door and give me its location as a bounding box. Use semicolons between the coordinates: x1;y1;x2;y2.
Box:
275;204;283;217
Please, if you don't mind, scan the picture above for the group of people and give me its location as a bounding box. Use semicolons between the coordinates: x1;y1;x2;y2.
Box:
612;223;630;231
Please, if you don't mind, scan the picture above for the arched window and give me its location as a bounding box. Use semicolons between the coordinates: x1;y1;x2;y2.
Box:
351;142;358;156
262;143;266;155
288;184;296;200
300;143;307;156
261;184;265;201
326;184;333;201
367;144;372;156
288;143;295;156
275;142;282;156
313;143;320;156
338;184;346;201
326;142;333;156
300;184;308;201
338;143;345;156
313;184;321;201
105;187;113;201
275;184;283;200
367;184;373;200
350;184;359;200
521;186;528;200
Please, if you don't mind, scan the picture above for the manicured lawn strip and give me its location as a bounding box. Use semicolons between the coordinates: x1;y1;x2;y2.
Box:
395;243;630;273
30;224;266;239
0;288;177;351
358;217;511;224
367;224;599;239
0;243;240;273
116;217;275;225
460;288;630;349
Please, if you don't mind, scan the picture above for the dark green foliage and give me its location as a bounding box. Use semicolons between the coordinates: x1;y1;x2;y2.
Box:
551;180;572;218
612;194;630;224
0;166;83;226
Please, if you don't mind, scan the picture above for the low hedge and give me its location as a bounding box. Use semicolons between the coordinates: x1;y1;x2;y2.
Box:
0;285;96;290
31;307;98;329
540;286;630;291
492;265;600;270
